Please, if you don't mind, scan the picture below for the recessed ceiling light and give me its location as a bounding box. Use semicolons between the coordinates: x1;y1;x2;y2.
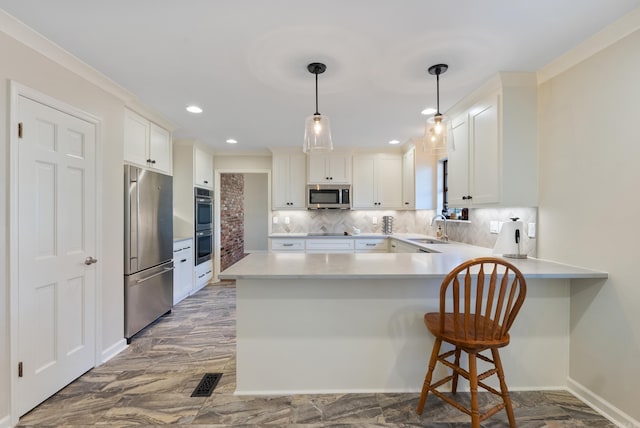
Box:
186;105;203;114
388;140;400;145
226;139;238;144
421;107;437;115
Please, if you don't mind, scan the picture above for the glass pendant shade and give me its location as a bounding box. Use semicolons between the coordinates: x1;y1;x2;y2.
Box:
304;62;333;153
304;113;333;153
425;64;449;154
425;113;448;153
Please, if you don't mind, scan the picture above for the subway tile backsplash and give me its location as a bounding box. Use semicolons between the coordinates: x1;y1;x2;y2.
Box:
271;207;537;257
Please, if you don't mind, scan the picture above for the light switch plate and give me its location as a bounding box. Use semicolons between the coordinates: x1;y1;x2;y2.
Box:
284;216;290;225
490;221;500;234
528;222;536;238
372;216;378;225
272;216;278;224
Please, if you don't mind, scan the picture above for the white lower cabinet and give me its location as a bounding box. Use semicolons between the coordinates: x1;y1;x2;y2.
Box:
390;239;420;253
355;238;388;253
306;239;355;253
195;260;213;291
271;239;306;252
173;239;194;305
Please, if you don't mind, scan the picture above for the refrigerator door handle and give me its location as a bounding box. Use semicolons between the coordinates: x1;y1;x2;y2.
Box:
130;171;139;270
135;267;174;284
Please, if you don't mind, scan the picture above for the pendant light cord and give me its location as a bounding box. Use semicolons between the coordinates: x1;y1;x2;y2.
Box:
436;72;440;115
315;71;320;115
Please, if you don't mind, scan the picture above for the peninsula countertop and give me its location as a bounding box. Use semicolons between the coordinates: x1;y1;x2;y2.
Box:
221;235;608;280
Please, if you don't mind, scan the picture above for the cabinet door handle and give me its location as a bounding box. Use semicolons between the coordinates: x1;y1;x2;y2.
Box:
282;243;294;247
467;195;473;200
180;258;187;263
204;180;209;184
366;243;376;246
462;196;468;200
404;202;409;205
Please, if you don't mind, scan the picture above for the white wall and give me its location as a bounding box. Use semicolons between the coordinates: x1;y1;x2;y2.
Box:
538;29;640;423
0;29;130;423
243;174;269;252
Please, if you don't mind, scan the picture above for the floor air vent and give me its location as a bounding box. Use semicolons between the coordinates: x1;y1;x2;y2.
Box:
191;373;222;397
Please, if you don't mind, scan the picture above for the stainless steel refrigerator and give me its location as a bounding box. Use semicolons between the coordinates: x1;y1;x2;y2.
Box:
124;165;174;342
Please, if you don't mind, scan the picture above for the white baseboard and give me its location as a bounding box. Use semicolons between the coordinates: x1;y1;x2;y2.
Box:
567;377;640;427
100;338;128;364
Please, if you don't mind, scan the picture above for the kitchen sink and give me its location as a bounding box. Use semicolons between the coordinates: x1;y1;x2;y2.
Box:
409;238;449;244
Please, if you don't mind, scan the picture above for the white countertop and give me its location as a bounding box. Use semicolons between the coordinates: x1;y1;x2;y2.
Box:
221;236;608;280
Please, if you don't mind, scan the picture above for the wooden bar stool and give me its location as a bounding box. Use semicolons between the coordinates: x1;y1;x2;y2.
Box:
416;257;527;427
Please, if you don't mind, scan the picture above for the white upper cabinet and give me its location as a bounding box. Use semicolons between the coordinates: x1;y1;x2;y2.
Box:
307;152;352;184
353;153;403;209
194;146;213;189
124;108;172;174
446;72;538;208
272;151;306;209
402;145;436;210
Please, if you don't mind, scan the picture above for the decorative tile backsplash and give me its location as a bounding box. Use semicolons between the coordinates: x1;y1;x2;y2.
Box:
271;207;537;256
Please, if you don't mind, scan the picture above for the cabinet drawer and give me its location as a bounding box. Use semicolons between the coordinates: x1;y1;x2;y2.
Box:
271;239;305;252
355;239;388;252
306;239;355;252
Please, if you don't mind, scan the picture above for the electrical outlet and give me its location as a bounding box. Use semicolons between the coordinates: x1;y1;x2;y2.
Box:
372;216;378;225
490;221;500;234
528;222;536;238
272;216;278;224
284;216;290;225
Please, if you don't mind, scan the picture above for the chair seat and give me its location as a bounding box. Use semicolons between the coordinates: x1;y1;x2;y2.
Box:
424;312;511;351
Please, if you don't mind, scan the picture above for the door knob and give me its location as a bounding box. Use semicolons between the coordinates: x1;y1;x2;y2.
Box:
84;256;98;265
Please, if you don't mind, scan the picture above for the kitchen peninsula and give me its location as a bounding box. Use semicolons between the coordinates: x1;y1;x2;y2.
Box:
219;236;607;395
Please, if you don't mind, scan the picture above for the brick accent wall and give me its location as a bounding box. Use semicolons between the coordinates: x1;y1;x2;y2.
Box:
220;173;245;270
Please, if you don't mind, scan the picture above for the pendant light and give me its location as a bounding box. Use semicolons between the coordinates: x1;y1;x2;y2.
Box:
425;63;449;152
303;62;333;153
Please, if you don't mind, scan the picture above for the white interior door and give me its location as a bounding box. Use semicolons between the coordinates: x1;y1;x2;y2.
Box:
16;95;97;416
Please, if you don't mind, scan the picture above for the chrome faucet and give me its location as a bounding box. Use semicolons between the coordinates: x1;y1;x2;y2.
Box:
431;214;448;241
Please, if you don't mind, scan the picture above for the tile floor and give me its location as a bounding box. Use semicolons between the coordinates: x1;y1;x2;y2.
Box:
17;281;615;427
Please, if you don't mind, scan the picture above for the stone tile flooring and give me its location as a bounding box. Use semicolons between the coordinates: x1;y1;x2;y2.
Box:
17;281;616;427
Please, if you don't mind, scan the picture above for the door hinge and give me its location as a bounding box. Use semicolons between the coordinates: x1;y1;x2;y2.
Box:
18;122;23;138
18;362;23;377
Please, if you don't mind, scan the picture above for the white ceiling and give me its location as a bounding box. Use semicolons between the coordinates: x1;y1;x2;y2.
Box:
2;1;639;154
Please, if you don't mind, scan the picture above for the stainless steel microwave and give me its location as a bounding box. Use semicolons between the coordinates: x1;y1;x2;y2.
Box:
307;184;351;209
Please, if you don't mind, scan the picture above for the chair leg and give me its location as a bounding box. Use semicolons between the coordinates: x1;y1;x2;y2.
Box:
417;338;442;415
451;346;462;394
468;352;480;428
492;348;516;427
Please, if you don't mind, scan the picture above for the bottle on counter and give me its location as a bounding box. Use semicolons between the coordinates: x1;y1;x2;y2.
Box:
436;225;443;239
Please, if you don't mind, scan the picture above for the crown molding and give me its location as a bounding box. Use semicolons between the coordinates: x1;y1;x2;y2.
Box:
537;6;640;84
1;9;136;102
1;9;178;130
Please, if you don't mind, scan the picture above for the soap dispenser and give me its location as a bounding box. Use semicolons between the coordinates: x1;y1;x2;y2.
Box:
436;225;443;239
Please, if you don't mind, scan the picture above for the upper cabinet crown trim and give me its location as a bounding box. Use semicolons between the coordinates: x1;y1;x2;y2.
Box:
538;7;640;83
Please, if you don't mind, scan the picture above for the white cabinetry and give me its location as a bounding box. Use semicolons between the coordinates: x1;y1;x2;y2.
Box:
172;140;215;238
124;108;172;174
271;239;305;252
272;151;306;209
307;153;352;184
353;153;403;209
173;239;193;305
306;239;355;253
446;72;538;208
194;146;213;189
402;145;436;210
389;239;419;253
195;260;213;291
355;238;388;253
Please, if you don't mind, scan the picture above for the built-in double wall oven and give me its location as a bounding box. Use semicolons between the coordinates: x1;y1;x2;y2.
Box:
194;187;213;265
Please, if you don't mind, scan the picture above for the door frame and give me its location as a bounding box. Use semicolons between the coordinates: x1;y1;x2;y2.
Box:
214;168;271;282
8;81;104;425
